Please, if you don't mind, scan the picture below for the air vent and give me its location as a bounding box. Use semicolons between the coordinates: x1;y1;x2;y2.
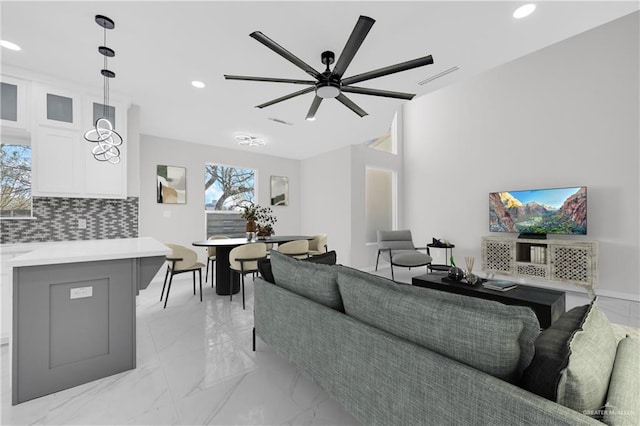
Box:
267;117;293;126
417;66;460;86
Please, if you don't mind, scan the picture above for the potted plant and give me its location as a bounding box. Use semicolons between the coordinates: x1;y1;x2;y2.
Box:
240;203;258;233
239;203;277;238
255;206;277;238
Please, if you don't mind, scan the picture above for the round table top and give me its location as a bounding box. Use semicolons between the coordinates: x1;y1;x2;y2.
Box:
192;235;313;247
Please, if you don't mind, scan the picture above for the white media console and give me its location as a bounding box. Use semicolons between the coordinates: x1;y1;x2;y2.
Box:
481;236;598;288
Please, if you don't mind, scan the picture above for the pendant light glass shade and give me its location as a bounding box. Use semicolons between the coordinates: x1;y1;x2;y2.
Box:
84;14;123;164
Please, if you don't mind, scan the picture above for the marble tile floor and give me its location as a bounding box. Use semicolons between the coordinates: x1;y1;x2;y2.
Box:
0;276;359;426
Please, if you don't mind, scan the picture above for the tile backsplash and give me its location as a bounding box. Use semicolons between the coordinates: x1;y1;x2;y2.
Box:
0;197;138;244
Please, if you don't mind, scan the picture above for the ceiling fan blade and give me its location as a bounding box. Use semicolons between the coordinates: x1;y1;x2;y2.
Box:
332;15;375;79
341;86;415;100
342;54;434;86
256;86;315;109
224;75;316;85
250;31;322;80
305;96;323;121
336;93;368;117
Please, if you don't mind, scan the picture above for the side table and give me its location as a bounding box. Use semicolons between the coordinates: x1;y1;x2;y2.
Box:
427;243;455;272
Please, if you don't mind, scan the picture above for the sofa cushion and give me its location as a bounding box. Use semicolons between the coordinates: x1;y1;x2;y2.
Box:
259;250;337;284
556;299;617;415
270;250;342;311
603;336;640;426
520;304;590;400
337;270;539;383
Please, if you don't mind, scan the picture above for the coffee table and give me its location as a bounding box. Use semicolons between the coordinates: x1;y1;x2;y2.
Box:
412;273;565;328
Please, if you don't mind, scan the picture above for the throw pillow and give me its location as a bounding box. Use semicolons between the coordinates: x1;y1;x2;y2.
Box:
337;270;540;383
556;299;617;416
520;304;590;400
257;258;275;284
603;336;640;426
270;250;342;311
259;251;337;284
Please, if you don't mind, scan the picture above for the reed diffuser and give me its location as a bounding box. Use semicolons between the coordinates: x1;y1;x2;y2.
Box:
465;256;476;284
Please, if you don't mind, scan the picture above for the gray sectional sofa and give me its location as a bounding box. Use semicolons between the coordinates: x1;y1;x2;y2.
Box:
254;251;639;426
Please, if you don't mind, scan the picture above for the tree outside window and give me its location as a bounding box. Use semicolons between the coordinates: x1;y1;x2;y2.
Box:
204;164;255;211
1;143;31;217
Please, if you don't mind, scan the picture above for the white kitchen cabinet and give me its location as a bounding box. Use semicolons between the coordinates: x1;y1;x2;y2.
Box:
481;236;598;288
30;84;128;199
32;126;84;195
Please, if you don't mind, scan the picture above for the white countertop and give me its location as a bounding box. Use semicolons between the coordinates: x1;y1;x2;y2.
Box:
9;237;170;267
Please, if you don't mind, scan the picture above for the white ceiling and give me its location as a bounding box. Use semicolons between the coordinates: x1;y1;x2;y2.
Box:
1;1;638;159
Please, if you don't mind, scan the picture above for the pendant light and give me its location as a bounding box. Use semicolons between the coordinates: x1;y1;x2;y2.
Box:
84;14;123;164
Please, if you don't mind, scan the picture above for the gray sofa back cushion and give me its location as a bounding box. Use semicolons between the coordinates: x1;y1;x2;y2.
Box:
337;270;539;383
270;250;343;311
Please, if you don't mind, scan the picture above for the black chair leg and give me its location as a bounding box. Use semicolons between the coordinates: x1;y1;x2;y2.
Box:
160;267;170;301
375;251;380;271
391;264;395;281
211;260;215;288
252;327;256;352
205;259;209;283
241;274;246;310
192;271;196;295
164;273;174;309
198;269;203;302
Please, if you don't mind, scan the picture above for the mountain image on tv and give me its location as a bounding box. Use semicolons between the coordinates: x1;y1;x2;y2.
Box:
489;187;587;235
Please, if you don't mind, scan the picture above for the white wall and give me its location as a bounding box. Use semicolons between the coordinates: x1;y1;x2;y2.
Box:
402;13;639;299
139;134;301;264
300;146;352;265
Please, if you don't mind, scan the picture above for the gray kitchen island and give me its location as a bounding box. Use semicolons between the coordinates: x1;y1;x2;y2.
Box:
9;237;169;405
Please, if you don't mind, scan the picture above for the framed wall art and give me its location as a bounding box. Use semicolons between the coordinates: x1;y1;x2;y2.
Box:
270;176;289;206
157;165;186;204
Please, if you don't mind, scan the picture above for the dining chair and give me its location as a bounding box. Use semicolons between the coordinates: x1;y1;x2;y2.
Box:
308;234;328;256
205;235;230;286
161;243;206;309
229;242;267;310
276;239;310;259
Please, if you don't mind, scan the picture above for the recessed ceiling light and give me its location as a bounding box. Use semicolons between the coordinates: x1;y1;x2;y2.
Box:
235;134;265;147
513;4;536;19
1;40;21;51
191;80;205;89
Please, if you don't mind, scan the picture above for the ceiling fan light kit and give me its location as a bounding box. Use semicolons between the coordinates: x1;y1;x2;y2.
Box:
224;15;434;120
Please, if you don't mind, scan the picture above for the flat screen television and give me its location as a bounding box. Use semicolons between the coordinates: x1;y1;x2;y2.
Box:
489;186;587;236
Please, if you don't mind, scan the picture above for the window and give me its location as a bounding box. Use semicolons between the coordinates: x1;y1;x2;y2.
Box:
204;164;255;211
1;142;31;217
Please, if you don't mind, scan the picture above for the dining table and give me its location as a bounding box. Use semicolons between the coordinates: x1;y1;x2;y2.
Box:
192;235;313;295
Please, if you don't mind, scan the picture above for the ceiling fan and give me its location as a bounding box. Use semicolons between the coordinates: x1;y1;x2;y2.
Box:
224;15;434;120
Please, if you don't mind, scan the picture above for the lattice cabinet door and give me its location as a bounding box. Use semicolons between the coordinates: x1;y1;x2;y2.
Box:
549;242;598;287
481;238;514;275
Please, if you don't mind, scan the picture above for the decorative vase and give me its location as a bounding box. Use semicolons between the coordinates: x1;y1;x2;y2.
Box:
448;266;465;281
246;220;257;232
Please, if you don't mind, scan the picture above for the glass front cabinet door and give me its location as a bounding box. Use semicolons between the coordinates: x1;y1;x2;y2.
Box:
35;84;81;129
0;75;28;131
